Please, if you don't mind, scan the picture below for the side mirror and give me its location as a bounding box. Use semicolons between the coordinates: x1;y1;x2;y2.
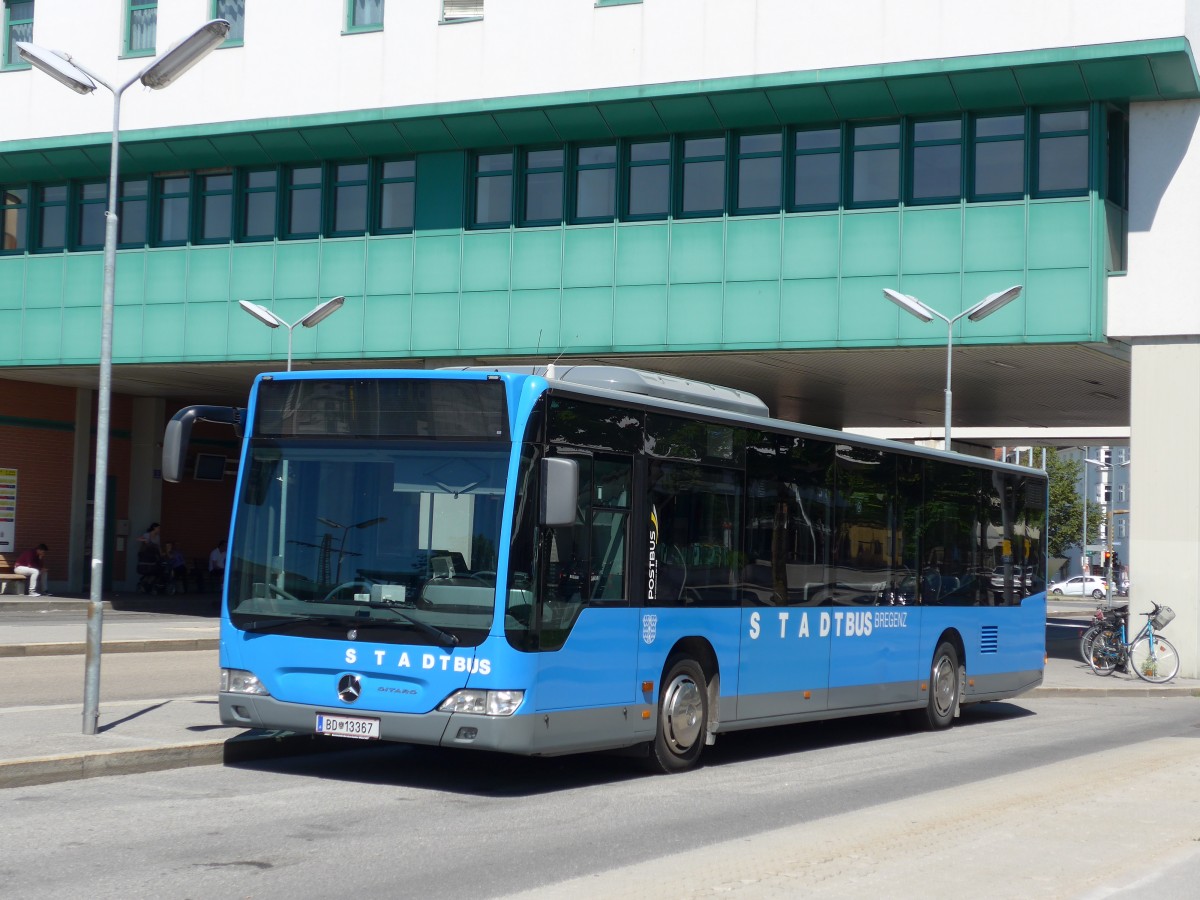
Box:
162;405;243;483
539;457;579;527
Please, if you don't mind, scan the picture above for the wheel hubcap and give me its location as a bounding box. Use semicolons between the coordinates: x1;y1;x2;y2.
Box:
661;673;703;754
931;656;957;718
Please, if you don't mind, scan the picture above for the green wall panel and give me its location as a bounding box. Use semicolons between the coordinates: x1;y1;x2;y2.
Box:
411;292;459;351
839;275;902;342
723;281;780;345
459;291;509;352
1027;200;1091;269
1025;268;1093;337
113;254;146;306
320;240;367;299
562;286;615;349
961;270;1027;339
273;242;321;300
415;152;465;232
144;251;187;304
510;289;560;350
413;235;461;295
613;284;667;347
615;224;668;286
21;308;61;360
362;294;412;353
668;283;723;345
511;231;563;291
895;273;962;341
900;207;962;274
670;221;725;285
186;246;232;303
312;293;365;356
780;279;838;345
366;237;413;296
782;214;840;280
221;299;266;358
229;243;276;301
143;304;185;360
726;218;782;283
461;232;512;292
24;256;63;308
60;307;100;363
563;227;615;289
964;204;1026;272
0;258;24;309
63;255;103;308
841;211;900;277
112;306;143;359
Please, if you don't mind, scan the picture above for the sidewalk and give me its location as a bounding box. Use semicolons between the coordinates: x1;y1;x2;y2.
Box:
1;596;1196;790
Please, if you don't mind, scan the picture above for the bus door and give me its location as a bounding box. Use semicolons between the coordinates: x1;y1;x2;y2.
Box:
534;453;638;711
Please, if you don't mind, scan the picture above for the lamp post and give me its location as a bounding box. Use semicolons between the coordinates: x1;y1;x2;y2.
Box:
18;19;230;736
238;297;347;371
881;285;1023;450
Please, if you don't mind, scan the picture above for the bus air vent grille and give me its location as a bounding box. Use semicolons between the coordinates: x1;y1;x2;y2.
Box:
980;625;999;654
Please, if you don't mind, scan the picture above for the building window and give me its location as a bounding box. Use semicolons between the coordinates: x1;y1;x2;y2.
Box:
347;0;383;31
118;178;148;246
377;159;415;232
1116;484;1126;502
735;132;782;214
910;118;962;203
1036;108;1089;195
792;127;841;210
851;122;900;206
574;144;616;222
680;136;725;217
1116;520;1126;539
286;166;323;238
35;183;67;251
972;113;1025;199
213;0;244;44
126;1;157;56
474;151;513;228
442;0;483;22
76;181;107;249
156;175;191;245
331;161;369;235
241;169;277;240
522;148;564;225
1102;484;1111;503
3;0;34;69
625;139;670;220
2;186;29;252
198;172;234;242
1102;448;1112;465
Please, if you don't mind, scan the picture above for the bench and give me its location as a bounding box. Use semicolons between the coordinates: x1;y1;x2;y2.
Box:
0;555;29;595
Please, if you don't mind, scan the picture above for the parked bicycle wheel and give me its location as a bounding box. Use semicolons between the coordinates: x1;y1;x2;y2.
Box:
1087;628;1121;676
1078;623;1103;664
1127;635;1180;683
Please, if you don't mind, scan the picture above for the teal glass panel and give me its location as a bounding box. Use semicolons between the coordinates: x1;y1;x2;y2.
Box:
362;294;412;352
459;291;509;351
145;250;187;303
900;207;962;274
511;230;562;290
510;289;560;349
561;286;614;347
413;235;461;294
779;279;838;344
615;223;668;285
273;242;320;299
1028;200;1091;269
841;211;900;277
669;220;724;284
185;246;232;302
1025;268;1092;337
461;231;512;292
963;204;1026;272
365;235;413;295
143;304;185;359
667;282;722;345
723;281;780;344
782;215;839;280
410;292;459;352
725;218;781;282
319;240;366;297
613;284;666;347
562;226;615;288
839;275;901;341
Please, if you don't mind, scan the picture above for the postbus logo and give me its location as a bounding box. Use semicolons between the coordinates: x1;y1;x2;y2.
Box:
647;505;659;602
642;614;658;645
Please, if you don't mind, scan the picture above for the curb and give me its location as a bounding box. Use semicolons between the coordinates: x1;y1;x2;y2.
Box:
0;639;219;658
1030;685;1200;698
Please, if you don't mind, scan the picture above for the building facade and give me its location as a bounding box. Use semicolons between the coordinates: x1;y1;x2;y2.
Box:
1;0;1198;672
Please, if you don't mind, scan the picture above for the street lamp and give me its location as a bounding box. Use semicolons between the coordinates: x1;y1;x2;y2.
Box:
882;285;1023;449
238;297;347;371
18;19;230;737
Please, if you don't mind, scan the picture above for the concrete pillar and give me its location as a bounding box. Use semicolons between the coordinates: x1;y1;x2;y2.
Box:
68;388;93;595
124;398;166;589
1129;338;1200;677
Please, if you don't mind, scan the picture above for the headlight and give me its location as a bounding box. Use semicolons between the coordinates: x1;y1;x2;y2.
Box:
438;689;524;716
221;668;269;695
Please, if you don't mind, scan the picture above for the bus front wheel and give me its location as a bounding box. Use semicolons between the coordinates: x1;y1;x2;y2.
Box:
648;657;708;774
908;642;960;731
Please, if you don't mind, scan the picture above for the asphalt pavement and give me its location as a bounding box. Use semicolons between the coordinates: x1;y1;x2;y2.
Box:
1;593;1196;790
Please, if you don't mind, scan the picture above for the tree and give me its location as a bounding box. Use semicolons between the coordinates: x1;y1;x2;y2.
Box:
1038;448;1103;559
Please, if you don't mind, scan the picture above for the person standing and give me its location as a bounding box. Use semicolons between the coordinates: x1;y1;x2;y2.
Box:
208;539;227;584
14;543;49;597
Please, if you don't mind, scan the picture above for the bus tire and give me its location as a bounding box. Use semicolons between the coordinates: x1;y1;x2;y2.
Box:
908;642;960;731
647;657;708;773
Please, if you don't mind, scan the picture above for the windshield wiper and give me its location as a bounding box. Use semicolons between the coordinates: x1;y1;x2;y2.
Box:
240;614;349;633
363;600;460;647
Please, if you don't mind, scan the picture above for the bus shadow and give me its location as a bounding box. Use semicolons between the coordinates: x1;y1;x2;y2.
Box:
225;701;1035;795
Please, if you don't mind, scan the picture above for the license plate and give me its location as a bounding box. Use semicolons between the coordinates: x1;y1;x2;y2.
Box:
315;713;380;740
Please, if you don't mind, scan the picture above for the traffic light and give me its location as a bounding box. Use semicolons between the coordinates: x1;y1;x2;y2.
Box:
1103;551;1111;568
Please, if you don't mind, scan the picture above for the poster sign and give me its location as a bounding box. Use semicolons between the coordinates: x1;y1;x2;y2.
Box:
0;468;15;553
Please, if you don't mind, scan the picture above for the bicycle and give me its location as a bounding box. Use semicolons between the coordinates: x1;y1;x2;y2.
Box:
1086;602;1180;683
1078;605;1127;665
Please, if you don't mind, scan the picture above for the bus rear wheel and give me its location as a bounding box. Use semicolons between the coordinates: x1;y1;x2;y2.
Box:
907;642;960;731
647;657;708;773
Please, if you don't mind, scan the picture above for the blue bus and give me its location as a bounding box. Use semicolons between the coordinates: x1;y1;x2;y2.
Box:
163;365;1047;773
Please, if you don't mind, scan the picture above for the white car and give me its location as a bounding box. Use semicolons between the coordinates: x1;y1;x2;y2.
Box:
1047;575;1109;599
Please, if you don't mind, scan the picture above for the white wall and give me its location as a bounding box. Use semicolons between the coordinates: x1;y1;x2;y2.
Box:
3;0;1199;142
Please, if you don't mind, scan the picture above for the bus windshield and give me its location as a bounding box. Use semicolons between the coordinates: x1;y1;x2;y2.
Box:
227;438;510;646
